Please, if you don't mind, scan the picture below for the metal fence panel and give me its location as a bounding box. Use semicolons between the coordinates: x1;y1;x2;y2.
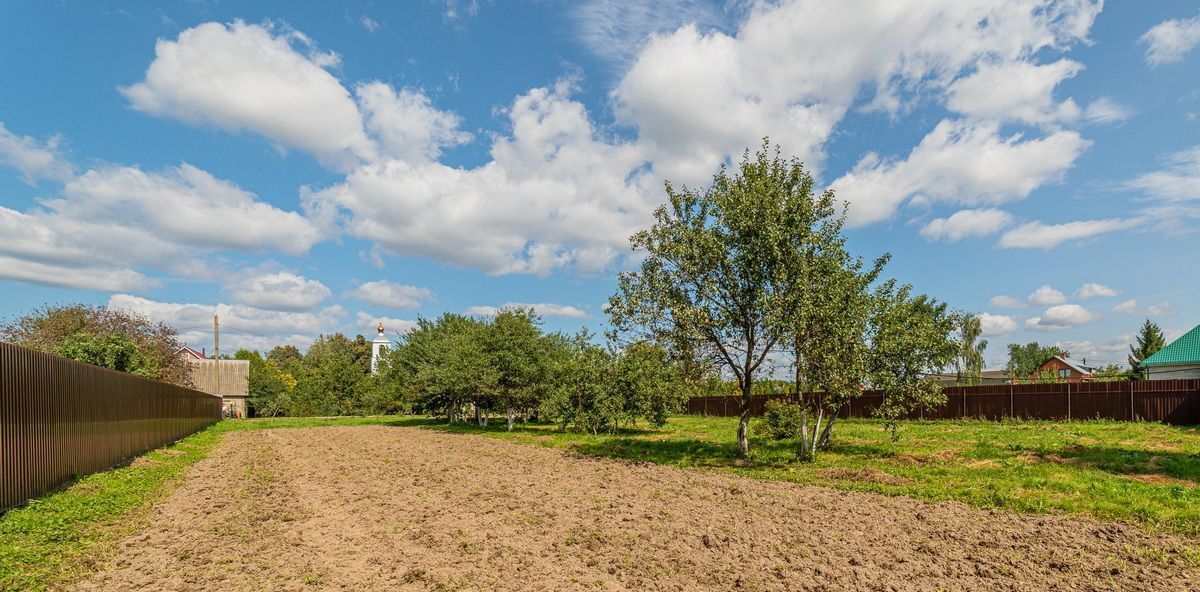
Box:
1;342;221;511
685;379;1200;425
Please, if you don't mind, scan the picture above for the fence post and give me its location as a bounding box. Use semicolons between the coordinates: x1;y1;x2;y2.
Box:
1009;384;1014;419
1130;380;1135;422
1067;382;1071;421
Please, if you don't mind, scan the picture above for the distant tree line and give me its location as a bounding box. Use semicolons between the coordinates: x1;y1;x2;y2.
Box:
378;309;685;433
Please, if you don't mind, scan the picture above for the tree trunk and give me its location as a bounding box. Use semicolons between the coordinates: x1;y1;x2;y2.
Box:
798;410;812;461
475;404;483;426
737;377;752;457
507;407;515;431
817;415;836;449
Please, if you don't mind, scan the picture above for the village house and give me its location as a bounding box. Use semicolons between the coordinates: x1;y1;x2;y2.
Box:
1139;324;1200;380
1031;355;1095;383
176;346;250;418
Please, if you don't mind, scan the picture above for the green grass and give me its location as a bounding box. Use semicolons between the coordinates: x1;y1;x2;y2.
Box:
3;414;1198;590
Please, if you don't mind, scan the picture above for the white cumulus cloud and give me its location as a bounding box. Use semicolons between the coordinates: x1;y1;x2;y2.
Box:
344;280;435;310
988;295;1025;309
307;81;655;276
226;271;332;312
1028;285;1067;306
1140;12;1200;66
1025;304;1100;331
832;120;1089;227
1075;283;1117;299
0;122;73;184
107;294;346;352
920;208;1013;242
121;21;375;169
997;218;1140;249
466;302;591;319
978;312;1018;336
354;311;418;335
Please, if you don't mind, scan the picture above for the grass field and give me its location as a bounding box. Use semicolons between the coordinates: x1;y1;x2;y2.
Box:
2;414;1197;590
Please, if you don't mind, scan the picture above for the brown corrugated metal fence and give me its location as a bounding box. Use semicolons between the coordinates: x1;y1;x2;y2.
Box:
686;379;1200;425
1;342;222;512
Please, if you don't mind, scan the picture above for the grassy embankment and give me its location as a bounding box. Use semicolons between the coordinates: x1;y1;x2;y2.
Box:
3;414;1198;589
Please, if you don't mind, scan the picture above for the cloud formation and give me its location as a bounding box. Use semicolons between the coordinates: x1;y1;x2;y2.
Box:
1025;303;1100;331
227;271;332;312
1075;283;1117;299
1028;285;1066;306
920;208;1013;242
466;302;591;319
344;280;435;310
0;122;73;184
1140;12;1200;66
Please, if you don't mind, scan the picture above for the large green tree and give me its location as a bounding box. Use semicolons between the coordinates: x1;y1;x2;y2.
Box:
387;314;497;423
1128;319;1166;379
1005;342;1069;379
485;308;549;430
608;141;846;456
796;277;956;460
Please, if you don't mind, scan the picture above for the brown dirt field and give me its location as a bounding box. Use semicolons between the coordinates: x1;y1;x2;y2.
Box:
71;426;1200;591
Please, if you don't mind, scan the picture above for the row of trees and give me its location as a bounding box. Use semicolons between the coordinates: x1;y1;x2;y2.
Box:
379;309;684;433
235;333;398;418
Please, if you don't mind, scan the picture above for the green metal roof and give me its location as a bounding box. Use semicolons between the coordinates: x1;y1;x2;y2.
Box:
1140;324;1200;366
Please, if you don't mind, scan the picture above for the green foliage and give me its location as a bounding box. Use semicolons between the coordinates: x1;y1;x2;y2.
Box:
540;331;615;433
0;304;191;385
761;399;805;440
953;314;987;386
234;349;296;417
1006;342;1069;378
608;139;871;456
866;283;959;433
266;344;303;368
1129;319;1166;379
385;314;497;422
55;332;152;377
609;140;959;458
1092;363;1131;381
486;308;550;428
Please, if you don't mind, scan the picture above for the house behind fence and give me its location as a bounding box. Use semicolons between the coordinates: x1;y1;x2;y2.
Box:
177;347;250;418
1;341;221;511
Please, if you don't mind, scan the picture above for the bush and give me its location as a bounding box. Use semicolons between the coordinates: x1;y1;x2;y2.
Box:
761;399;806;440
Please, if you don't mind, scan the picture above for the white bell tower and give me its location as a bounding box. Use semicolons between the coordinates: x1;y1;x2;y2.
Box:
370;322;390;374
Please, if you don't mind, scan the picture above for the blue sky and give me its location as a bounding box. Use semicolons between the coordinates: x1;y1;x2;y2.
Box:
1;1;1198;368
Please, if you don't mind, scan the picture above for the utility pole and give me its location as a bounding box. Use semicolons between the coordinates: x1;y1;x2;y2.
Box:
213;314;221;396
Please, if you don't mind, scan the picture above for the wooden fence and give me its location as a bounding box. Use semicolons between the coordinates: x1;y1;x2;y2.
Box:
1;342;222;511
686;379;1200;425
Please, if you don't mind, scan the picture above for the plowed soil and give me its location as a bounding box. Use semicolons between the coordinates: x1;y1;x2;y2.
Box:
72;426;1199;591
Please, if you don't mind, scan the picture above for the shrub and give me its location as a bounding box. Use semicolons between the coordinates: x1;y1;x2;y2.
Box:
761;399;806;440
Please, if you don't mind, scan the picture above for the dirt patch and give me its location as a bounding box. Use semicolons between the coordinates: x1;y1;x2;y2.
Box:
127;456;161;469
820;466;914;486
1123;473;1196;489
72;426;1199;591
